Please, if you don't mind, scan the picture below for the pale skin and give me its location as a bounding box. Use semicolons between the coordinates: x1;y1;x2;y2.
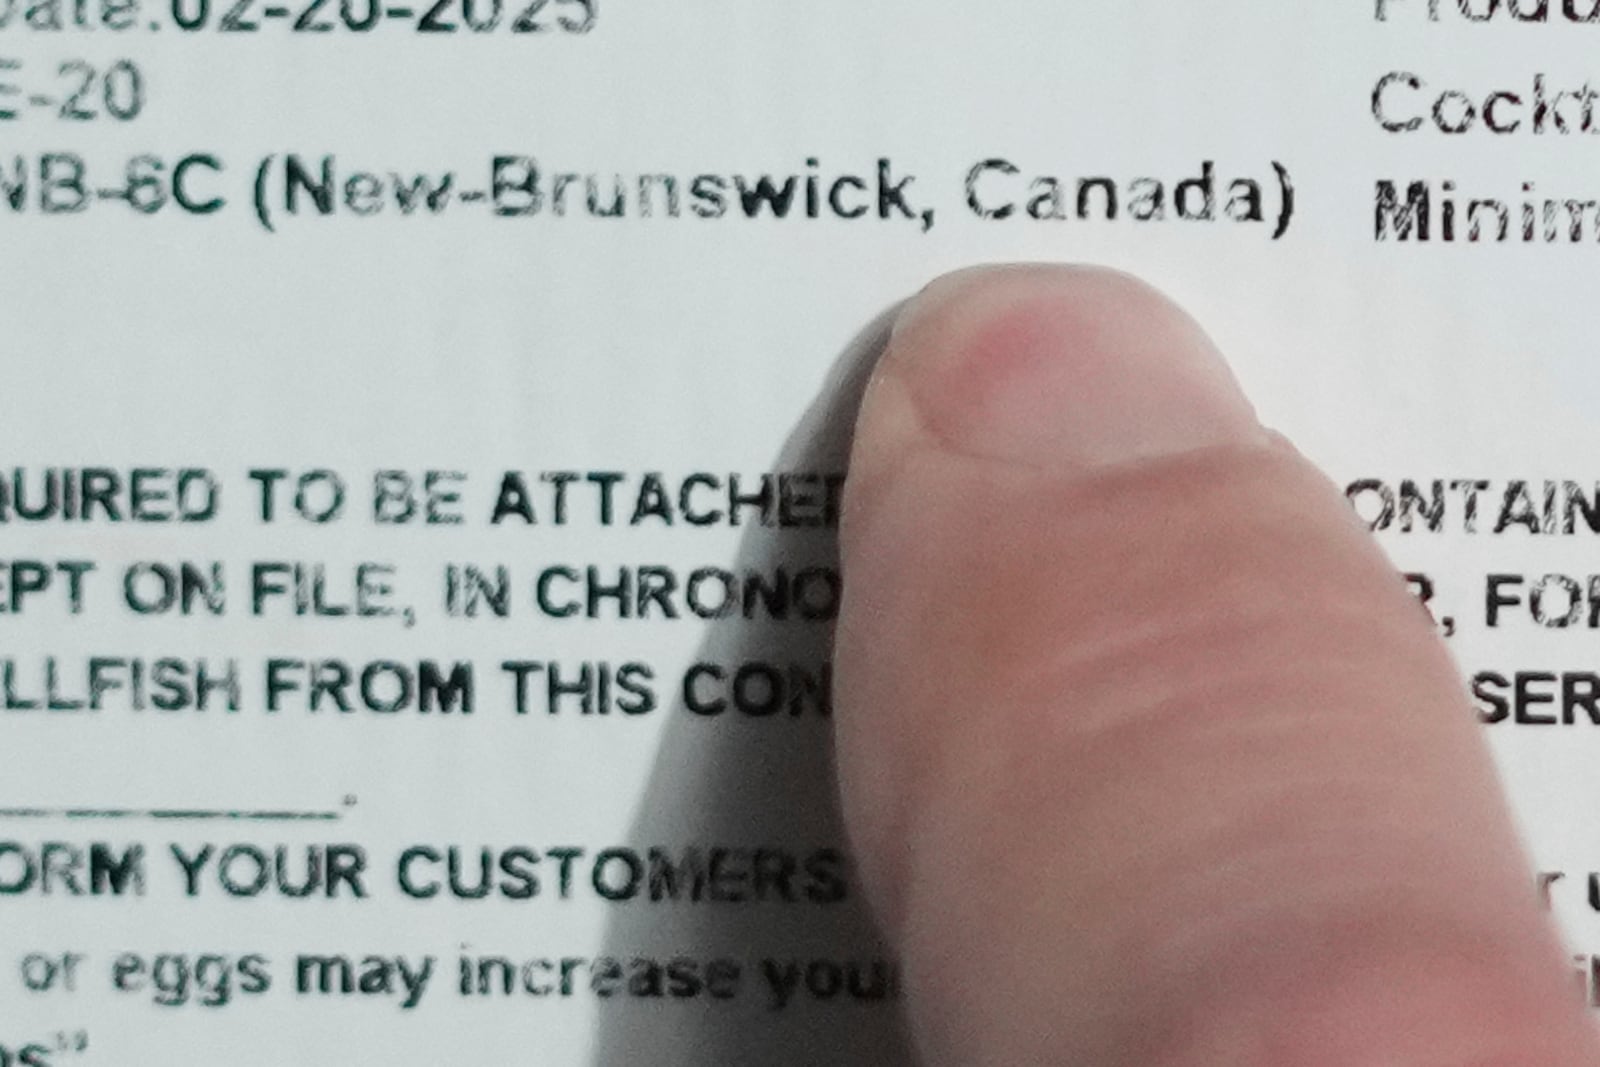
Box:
833;265;1600;1066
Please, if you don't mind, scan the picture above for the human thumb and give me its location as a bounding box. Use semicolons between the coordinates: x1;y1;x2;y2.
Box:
834;265;1598;1067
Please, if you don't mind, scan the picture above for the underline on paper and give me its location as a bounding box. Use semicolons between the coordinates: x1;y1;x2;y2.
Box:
0;807;345;822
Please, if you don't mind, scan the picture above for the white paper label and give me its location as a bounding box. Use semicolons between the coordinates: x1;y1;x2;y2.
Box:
4;1;1599;1062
